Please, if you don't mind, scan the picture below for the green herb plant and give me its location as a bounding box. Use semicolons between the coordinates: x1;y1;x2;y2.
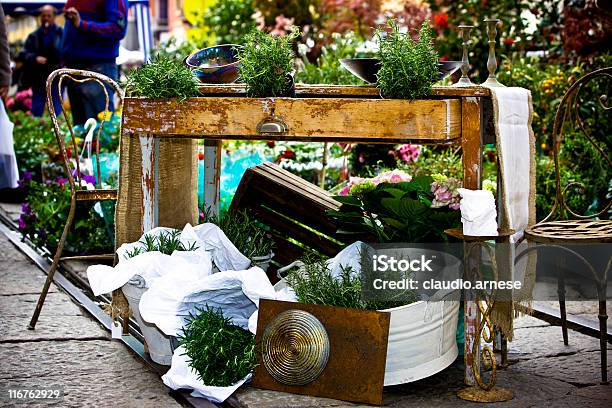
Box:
203;209;274;259
376;20;439;99
124;230;199;259
124;55;200;100
286;256;417;310
178;306;256;387
236;28;299;97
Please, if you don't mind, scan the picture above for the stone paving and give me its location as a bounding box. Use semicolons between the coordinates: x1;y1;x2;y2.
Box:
1;201;611;407
0;231;182;407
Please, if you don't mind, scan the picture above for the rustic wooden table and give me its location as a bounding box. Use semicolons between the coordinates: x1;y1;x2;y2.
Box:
121;83;494;387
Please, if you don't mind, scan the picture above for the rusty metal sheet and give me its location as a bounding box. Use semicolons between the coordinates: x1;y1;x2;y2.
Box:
252;299;390;405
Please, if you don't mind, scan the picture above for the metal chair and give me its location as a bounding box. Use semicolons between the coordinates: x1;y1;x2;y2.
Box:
28;68;124;329
523;67;611;383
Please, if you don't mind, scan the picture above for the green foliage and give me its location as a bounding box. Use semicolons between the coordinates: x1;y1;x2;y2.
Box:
153;37;197;61
330;176;460;243
124;55;200;100
296;32;365;85
124;230;199;259
203;209;274;259
19;179;114;255
376;20;439;99
236;28;299;97
201;0;256;45
498;56;611;218
10;112;55;178
178;306;256;387
286;256;417;310
398;146;462;179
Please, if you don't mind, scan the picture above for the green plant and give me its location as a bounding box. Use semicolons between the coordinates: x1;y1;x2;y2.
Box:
178;306;256;387
236;28;299;97
286;256;417;310
376;20;439;99
10;112;56;178
124;55;200;100
18;177;115;255
296;31;366;85
203;209;274;259
124;230;199;259
330;173;461;243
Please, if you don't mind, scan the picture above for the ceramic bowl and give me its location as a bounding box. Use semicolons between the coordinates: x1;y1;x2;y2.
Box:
339;58;464;84
184;44;242;84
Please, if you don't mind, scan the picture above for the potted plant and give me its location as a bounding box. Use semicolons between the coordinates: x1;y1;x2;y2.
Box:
178;306;256;387
235;28;299;97
124;55;200;99
121;229;199;365
209;210;276;272
376;20;440;99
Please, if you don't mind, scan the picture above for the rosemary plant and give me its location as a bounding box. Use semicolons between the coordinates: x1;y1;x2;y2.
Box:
376;20;439;99
203;209;274;259
236;28;299;97
124;55;200;100
286;256;417;310
124;230;198;259
178;306;256;387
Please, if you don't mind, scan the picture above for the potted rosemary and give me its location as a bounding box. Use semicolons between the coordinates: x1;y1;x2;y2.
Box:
121;229;199;365
235;28;299;97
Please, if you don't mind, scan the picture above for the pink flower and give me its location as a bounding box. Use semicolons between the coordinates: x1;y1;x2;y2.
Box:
396;144;421;163
270;15;295;36
372;169;412;184
431;177;462;209
339;177;364;196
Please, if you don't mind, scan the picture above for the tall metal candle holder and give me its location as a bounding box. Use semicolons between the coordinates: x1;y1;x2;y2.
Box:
482;18;504;87
454;25;475;87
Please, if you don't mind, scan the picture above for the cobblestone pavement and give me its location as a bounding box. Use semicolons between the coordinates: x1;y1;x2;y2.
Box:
1;201;611;407
0;231;182;407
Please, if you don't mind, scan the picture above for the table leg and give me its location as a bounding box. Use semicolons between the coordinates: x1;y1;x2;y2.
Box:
461;97;483;386
204;140;222;218
140;134;158;233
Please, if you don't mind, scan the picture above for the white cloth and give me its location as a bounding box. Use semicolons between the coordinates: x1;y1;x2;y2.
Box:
0;101;18;189
87;223;250;296
457;188;498;236
486;86;535;242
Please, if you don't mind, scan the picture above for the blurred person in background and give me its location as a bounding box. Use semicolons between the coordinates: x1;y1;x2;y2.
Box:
0;5;20;193
0;6;9;102
62;0;128;125
23;5;63;117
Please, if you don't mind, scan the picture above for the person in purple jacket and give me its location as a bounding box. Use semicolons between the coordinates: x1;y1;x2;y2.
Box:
63;0;128;125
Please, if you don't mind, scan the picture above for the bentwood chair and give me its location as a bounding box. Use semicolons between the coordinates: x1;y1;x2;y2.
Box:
28;68;124;329
522;67;611;384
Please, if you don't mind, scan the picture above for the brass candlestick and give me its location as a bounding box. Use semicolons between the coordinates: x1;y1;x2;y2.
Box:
454;25;474;87
482;18;504;87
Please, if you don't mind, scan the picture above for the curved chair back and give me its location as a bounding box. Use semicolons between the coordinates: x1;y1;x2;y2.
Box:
545;67;611;222
45;68;124;192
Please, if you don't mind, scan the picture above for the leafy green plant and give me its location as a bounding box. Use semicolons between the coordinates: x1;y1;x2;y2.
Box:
178;306;256;387
286;256;417;310
296;31;366;85
18;177;114;255
10;112;56;178
236;28;299;97
124;55;200;100
376;20;439;99
330;174;461;243
203;209;274;259
124;230;199;259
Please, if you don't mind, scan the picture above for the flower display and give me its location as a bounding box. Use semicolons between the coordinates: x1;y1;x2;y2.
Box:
431;174;461;210
395;144;421;163
338;169;411;196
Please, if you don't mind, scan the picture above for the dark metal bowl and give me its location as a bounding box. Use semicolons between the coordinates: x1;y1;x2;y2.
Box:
184;44;242;84
339;58;464;84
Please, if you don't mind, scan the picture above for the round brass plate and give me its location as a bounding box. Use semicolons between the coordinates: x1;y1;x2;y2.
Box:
261;309;330;386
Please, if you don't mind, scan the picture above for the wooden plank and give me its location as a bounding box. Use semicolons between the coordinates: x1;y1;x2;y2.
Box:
196;83;491;98
123;97;461;142
461;97;483;387
139;134;157;233
203;139;221;217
